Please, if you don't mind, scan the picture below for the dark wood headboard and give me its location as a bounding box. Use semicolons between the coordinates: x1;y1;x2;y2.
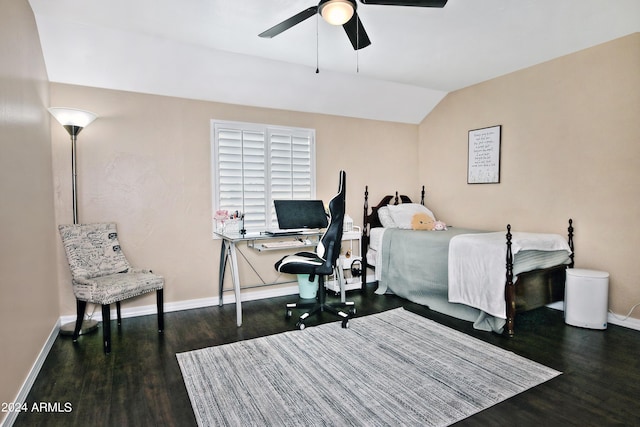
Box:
362;185;425;234
359;185;425;291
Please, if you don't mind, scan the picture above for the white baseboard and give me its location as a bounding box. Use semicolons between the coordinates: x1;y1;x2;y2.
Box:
607;313;640;331
546;301;565;311
546;301;640;332
1;320;60;427
59;284;301;325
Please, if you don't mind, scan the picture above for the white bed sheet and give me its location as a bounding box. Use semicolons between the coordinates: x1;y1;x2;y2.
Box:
366;227;386;280
448;231;572;319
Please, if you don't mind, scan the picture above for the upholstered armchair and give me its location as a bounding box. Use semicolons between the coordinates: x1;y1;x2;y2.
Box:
58;223;164;354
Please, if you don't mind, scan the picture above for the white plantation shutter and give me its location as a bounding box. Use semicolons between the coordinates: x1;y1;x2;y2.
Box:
212;120;315;233
269;129;314;229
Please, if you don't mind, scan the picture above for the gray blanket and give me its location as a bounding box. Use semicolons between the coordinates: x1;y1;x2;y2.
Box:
376;227;505;332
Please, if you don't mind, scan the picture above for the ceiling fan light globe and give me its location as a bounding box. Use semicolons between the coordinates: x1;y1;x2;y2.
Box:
320;0;355;26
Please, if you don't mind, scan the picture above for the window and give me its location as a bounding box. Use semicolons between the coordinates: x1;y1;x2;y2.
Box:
211;120;316;233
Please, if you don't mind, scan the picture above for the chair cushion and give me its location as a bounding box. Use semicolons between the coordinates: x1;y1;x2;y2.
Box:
72;271;164;305
275;252;332;275
59;223;131;279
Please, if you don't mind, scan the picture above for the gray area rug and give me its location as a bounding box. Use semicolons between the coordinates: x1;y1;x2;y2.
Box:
177;308;560;426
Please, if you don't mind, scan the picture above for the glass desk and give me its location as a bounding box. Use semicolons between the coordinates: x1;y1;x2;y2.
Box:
214;230;322;326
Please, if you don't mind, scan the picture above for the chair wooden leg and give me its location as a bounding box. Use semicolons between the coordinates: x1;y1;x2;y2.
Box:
73;299;87;342
116;301;122;326
157;289;164;332
102;304;111;354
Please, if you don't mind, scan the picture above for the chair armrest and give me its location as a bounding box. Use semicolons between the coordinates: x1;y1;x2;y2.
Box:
72;276;94;286
317;241;337;275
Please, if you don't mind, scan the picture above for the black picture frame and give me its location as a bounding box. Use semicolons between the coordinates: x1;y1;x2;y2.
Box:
467;125;501;184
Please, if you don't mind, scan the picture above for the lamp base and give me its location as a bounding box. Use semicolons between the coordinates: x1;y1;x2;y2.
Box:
59;319;99;336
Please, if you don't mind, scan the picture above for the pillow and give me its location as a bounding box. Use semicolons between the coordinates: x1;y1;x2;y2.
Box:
411;213;435;230
377;206;396;228
386;203;436;230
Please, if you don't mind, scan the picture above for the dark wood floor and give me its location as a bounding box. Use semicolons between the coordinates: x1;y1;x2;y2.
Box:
14;284;640;427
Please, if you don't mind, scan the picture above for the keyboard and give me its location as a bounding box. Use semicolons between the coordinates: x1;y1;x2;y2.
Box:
262;240;307;249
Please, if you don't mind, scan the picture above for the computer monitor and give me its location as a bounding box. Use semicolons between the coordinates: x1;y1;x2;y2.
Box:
274;199;328;230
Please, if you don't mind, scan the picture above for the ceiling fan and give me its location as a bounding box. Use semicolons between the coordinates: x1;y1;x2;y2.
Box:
258;0;448;50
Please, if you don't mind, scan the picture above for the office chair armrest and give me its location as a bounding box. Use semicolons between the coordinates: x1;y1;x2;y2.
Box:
316;240;337;275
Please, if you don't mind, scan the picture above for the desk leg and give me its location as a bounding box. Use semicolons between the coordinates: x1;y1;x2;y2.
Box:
227;241;242;327
218;239;227;307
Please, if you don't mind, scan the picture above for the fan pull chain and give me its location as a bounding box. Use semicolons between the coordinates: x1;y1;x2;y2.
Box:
356;15;360;73
316;14;320;73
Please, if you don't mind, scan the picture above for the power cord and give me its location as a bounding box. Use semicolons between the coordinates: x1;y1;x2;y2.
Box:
608;302;640;321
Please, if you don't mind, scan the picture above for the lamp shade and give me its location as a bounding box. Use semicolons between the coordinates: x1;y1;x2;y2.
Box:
48;107;98;129
319;0;355;25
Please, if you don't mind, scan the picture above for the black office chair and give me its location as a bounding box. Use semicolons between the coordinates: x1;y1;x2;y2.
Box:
275;170;355;329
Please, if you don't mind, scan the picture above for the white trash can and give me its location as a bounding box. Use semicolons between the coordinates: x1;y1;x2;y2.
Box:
565;268;609;330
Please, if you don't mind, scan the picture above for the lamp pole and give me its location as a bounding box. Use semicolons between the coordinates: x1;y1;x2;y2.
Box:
66;124;82;224
49;108;99;335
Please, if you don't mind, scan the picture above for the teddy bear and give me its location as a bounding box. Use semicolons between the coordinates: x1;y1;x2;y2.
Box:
411;213;435;230
433;220;447;231
411;213;447;231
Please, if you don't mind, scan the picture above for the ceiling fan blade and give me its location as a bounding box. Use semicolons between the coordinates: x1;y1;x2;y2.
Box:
358;0;447;7
258;6;318;38
343;12;371;50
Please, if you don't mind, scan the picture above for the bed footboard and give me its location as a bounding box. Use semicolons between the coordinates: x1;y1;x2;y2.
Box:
505;219;574;336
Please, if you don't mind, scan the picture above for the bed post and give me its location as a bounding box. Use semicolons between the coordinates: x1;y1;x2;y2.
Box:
361;186;370;292
420;186;425;205
568;218;574;268
394;191;399;205
505;224;516;337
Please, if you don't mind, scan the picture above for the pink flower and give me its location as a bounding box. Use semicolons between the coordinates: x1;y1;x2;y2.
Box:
214;210;229;223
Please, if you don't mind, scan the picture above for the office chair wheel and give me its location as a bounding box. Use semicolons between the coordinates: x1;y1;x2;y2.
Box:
349;307;356;315
342;319;349;329
285;309;293;319
296;321;306;330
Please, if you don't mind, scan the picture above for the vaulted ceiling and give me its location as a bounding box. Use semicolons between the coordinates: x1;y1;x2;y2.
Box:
29;0;640;123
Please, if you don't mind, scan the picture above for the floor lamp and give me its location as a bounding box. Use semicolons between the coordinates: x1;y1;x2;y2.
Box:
49;107;99;336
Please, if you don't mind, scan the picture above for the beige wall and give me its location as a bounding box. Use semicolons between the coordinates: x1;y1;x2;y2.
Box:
0;0;59;419
418;33;640;319
50;84;419;315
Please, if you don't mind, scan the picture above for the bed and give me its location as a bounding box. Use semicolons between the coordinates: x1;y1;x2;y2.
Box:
361;186;574;336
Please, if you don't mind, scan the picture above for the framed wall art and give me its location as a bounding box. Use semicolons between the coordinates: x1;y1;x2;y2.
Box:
467;125;501;184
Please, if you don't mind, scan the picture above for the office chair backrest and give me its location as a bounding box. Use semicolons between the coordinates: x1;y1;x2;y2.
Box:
317;171;346;269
